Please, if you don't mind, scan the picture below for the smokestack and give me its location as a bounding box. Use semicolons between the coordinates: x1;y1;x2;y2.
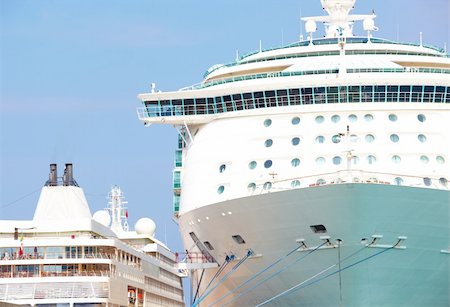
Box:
63;163;73;186
49;164;57;186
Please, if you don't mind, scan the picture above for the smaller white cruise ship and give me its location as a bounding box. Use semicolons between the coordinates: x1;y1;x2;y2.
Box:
0;163;185;307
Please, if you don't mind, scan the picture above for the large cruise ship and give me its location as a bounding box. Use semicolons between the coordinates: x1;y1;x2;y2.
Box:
0;164;185;307
137;0;450;306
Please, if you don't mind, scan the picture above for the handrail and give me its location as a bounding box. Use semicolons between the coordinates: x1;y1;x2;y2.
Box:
138;84;450;120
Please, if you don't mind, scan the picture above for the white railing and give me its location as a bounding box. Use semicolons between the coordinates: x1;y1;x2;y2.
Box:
0;282;109;301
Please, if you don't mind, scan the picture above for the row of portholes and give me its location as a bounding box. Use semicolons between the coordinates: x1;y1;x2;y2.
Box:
218;176;449;194
219;155;446;173
263;114;426;127
264;133;428;147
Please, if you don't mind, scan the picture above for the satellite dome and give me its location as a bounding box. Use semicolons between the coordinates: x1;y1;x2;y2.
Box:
135;217;156;236
93;210;111;227
305;20;317;33
363;18;375;31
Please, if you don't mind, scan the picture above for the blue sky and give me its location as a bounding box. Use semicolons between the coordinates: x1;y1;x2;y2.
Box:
1;0;449;253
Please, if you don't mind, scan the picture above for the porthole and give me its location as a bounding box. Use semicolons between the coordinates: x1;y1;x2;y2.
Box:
263;182;272;190
291;137;300;146
367;155;377;165
264;160;273;168
388;114;397;122
264;139;273;147
350;134;359;143
436;156;445;164
217;186;225;194
364;114;374;122
332;135;342;143
417;134;427;143
291;180;301;188
316;157;326;165
315;115;325;124
248;161;257;170
390;134;399;143
423;177;431;186
394;177;404;185
392;155;402;164
332;156;342;165
247;183;256;192
439;178;448;187
365;134;375;143
316;179;326;185
420;155;429;164
331;115;341;123
291;158;301;167
219;164;226;173
348;114;358;122
264;119;272;127
417;114;426;122
315;135;325;144
291;117;300;125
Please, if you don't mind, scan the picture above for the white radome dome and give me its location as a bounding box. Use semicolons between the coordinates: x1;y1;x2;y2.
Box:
93;210;111;227
135;217;156;236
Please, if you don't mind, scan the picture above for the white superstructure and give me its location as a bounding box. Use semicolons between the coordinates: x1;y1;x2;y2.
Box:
137;0;450;306
0;164;185;307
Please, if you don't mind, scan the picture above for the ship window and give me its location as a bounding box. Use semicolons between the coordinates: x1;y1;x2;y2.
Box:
317;179;326;185
247;183;256;192
291;180;301;188
289;88;300;105
365;134;375;143
217;186;225;194
248;161;257;169
265;139;273;147
315;136;325;143
331;115;341;123
316;157;326;165
423;177;432;186
350;134;359;143
390;134;400;143
332;156;342;165
310;224;327;234
277;90;288;106
219;164;226;173
348;114;358;122
263;119;272;127
417;114;426;122
351;156;360;165
291;137;300;146
388;114;398;122
420;155;429;164
291;117;300;125
264;160;273;168
367;155;377;164
291;158;301;167
204;241;214;250
263;182;272;190
392;155;402;164
439;178;448;187
436;156;445;164
436;86;445;102
332;135;342;143
417;134;427;143
364;114;374;122
394;177;404;185
232;235;246;244
315;115;325;123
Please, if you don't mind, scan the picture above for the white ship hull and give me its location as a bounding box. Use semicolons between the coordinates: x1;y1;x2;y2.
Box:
179;183;450;306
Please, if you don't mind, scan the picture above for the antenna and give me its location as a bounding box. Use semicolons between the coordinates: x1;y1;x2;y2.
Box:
259;40;262;52
419;32;423;47
300;8;304;41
